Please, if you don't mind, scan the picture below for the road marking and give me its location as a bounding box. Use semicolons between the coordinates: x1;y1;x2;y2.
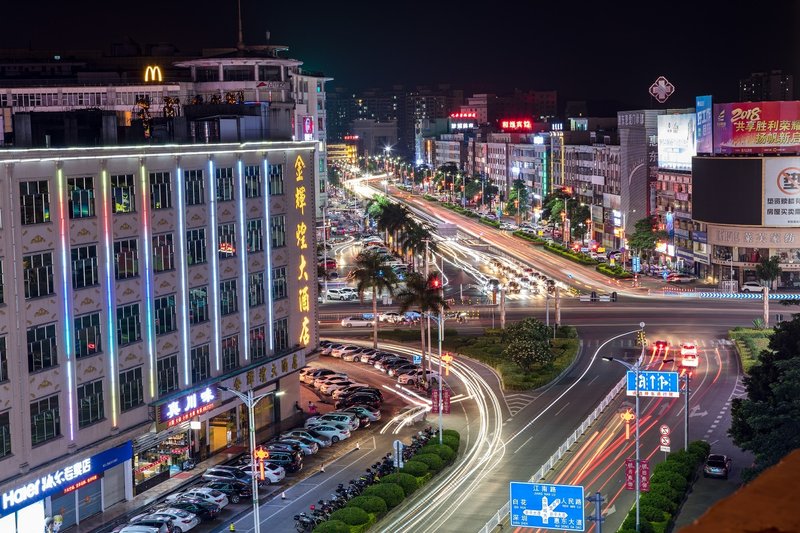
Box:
553;402;570;417
514;435;535;454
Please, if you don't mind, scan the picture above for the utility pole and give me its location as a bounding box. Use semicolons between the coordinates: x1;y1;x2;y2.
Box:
763;285;770;328
586;492;605;533
683;373;690;451
425;239;432;379
500;287;506;329
554;285;561;337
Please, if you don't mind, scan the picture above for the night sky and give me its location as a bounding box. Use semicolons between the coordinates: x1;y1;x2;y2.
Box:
2;0;798;109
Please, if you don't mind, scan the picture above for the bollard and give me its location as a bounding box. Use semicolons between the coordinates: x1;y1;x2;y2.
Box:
229;523;236;532
281;491;287;500
356;441;361;450
320;463;325;473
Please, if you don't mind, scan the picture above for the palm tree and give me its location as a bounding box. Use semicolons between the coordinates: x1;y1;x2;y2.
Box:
351;250;399;349
756;255;782;290
399;221;436;272
396;272;449;388
376;203;411;252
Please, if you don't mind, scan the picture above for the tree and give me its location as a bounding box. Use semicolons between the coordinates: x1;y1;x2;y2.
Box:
399;221;435;272
730;315;800;481
501;318;553;370
375;203;411;251
505;178;530;217
756;255;782;290
351;250;399;349
395;272;448;387
628;217;667;258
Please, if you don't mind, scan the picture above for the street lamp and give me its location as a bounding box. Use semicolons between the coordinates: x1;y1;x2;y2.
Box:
217;386;279;533
511;166;521;226
602;322;646;533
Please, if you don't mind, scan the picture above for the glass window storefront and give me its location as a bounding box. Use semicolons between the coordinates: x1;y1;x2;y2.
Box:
133;432;191;495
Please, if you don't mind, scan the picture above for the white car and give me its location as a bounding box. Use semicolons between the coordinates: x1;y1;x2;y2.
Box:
378;312;403;323
337;406;382;422
341;316;374;327
741;281;765;292
306;413;359;431
327;288;356;301
331;383;369;400
304;423;350;443
342;348;372;362
398;369;440;386
238;462;286;484
681;343;699;367
313;374;349;389
331;344;360;358
319;379;357;395
135;509;200;533
165;487;229;509
397;405;429;425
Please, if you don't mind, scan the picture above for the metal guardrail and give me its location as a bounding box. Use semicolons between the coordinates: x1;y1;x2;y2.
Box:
477;374;627;533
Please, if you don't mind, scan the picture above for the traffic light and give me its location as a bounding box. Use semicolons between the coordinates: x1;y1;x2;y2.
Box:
428;275;441;290
636;330;648;346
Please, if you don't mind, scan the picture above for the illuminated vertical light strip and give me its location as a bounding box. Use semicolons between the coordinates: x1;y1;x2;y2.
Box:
263;158;274;351
208;159;221;370
237;159;249;361
100;169;118;426
175;163;190;385
140;163;156;397
57;167;76;440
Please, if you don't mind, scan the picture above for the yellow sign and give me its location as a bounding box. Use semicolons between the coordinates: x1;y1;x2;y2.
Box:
144;65;163;83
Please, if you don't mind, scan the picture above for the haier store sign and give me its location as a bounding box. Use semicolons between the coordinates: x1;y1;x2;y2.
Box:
0;441;132;516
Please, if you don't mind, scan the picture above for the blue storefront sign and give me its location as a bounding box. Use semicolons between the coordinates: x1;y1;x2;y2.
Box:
0;441;132;517
510;482;585;531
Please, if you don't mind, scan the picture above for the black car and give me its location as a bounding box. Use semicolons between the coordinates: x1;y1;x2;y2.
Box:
335;393;382;410
266;450;303;473
162;498;220;520
266;442;304;455
341;387;383;401
203;480;252;504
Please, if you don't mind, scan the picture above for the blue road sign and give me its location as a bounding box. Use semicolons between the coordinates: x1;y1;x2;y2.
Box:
510;482;585;531
632;256;641;273
413;354;422;365
627;370;680;398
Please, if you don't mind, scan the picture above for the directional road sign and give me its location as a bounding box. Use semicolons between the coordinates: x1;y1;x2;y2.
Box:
626;371;680;397
510;482;585;531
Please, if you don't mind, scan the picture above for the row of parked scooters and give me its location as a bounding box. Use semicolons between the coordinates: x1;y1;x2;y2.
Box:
292;426;435;532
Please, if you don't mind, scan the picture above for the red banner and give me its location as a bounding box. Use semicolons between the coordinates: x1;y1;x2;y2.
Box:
430;390;439;414
624;459;636;490
639;460;650;492
442;389;451;414
714;101;800;154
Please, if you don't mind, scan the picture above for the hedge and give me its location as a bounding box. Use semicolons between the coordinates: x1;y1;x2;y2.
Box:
512;230;546;245
621;515;656;533
312;520;350;533
542;242;598;265
649;471;688;493
649;482;681;503
442;429;461;443
479;218;500;228
441;435;460;452
329;507;370;526
639;504;669;523
413;453;444;473
399;460;428;477
363;483;405;509
596;263;634;279
640;493;677;514
419;443;455;463
346;495;387;516
423;194;438;202
380;473;418;496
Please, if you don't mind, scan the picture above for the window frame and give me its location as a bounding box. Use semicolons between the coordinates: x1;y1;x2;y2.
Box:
189;286;209;324
67;176;96;219
186;228;207;265
149;171;173;210
119;367;144;411
27;323;58;373
30;394;60;446
111;174;136;214
219;279;238;316
184;169;205;206
71;244;99;290
77;379;104;428
190;345;211;384
19;180;51;225
23;251;55;299
116;303;142;346
157;354;179;396
74;312;102;358
114;238;139;280
154;294;177;335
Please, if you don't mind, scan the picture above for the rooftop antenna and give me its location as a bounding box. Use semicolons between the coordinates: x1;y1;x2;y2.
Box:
236;0;245;49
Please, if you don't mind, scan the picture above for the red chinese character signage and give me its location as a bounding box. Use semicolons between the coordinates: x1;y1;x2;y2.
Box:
450;112;476;119
625;459;636;490
714;101;800;154
500;118;533;132
430;390;439;414
639;459;650;492
442;388;451;414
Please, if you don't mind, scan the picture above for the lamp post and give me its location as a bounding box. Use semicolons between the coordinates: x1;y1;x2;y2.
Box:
217;386;279;533
511;166;522;226
602;322;646;533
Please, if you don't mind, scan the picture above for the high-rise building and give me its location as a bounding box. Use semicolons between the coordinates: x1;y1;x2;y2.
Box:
739;70;794;102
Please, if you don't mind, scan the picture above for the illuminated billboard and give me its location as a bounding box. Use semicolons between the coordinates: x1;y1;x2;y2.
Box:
657;114;697;171
696;95;713;154
764;157;800;226
714;101;800;154
500;119;533;132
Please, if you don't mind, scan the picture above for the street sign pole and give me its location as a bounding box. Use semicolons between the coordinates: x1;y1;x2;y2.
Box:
586;491;604;533
683;373;690;451
635;341;641;533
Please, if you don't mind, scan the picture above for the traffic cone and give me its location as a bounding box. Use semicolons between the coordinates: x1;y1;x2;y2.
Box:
320;463;325;473
229;523;236;532
356;441;361;450
281;491;287;500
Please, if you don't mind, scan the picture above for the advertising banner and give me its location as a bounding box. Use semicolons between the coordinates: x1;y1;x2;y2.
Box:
639;460;651;492
696;95;713;154
714;101;800;154
764;157;800;226
624;459;636;490
657;114;697;171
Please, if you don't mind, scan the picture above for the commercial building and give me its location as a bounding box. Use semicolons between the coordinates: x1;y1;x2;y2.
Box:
739;70;794;102
0;141;318;530
350;119;398;158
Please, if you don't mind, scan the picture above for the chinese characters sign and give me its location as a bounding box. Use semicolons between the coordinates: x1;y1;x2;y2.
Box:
510;482;585;531
624;460;650;491
294;155;311;347
657;114;696;172
696;95;713;154
764;158;800;226
714;101;800;154
501;119;533;131
626;371;680;398
158;387;217;429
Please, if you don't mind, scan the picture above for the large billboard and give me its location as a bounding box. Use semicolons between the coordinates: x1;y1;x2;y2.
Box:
714;101;800;154
657;114;696;171
696;95;713;154
692;157;762;226
764;157;800;226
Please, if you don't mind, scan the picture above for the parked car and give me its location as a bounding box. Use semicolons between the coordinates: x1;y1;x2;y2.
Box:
281;429;332;448
335;393;382;410
157;499;219;521
237;461;286;484
339;386;384;401
331;383;370;400
331;344;360;358
348;348;377;363
313;374;350;390
342;347;372;362
201;467;254;485
388;363;419;377
305;369;345;386
337;405;381;422
378;312;403;323
202;480;252;504
666;273;694;284
320;343;343;356
703;454;732;479
266;442;304;455
741;281;765;292
305;413;359;432
275;437;318;455
305;423;350;442
135;509;199;533
117;526;169;533
264;450;303;472
165;488;228;509
327;288;356;301
375;357;408;373
341;316;375;327
321;380;361;395
398;369;440;386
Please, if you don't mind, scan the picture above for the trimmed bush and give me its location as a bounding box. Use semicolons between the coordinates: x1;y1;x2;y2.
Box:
380;473;418;496
480;217;500;228
312;520;350;533
688;440;710;463
649;482;681;503
442;429;461;443
555;325;579;338
543;242;598;265
621;515;655;533
347;495;387;516
413;453;444;473
640;493;677;514
363;483;404;509
512;230;546;244
655;457;692;479
441;435;460;451
419;443;456;463
400;460;428;477
596;263;634;279
329;507;370;526
650;471;688;493
640;505;668;523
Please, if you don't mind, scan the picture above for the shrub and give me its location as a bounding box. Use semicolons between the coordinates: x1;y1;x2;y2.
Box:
480;218;500;228
650;482;681;503
441;435;460;451
640;493;677;514
688;440;711;462
413;453;444;473
656;457;692;479
650;471;688;493
442;429;461;443
347;495;387;516
329;507;370;526
363;483;405;509
639;505;668;523
596;263;634;279
400;460;428;477
312;520;350;533
621;515;655;533
419;443;456;463
555;325;578;338
380;473;418;496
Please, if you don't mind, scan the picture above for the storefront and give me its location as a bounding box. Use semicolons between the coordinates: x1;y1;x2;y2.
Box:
132;426;193;495
0;441;132;532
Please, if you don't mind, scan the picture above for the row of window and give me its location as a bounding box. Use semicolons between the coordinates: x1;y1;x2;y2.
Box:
19;165;286;225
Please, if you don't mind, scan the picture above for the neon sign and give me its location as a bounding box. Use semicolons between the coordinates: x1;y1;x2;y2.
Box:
144;65;163;83
343;135;359;141
501;119;533;131
158;387;216;428
294;155;311;347
62;474;100;495
450;112;476;119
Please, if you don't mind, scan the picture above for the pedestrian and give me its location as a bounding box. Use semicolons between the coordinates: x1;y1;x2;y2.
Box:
294;401;303;414
308;401;317;415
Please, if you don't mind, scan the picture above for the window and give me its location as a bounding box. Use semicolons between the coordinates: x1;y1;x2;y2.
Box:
218;223;236;258
77;380;104;428
189;287;209;324
23;252;54;299
247;219;263;253
274;318;289;353
272;266;287;300
245;165;261;198
117;303;141;345
191;345;210;384
157;354;178;396
220;279;238;315
155;294;177;335
31;395;60;445
67;177;95;219
249;272;265;307
270;215;286;248
114;239;138;279
74;313;101;358
0;259;4;304
0;337;7;382
184;169;205;206
250;326;267;360
221;335;239;372
0;412;10;458
28;323;57;372
216;167;234;201
19;180;51;225
111;174;135;213
185;228;206;265
119;367;143;411
268;164;284;196
71;245;98;289
150;171;172;209
153;233;175;272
